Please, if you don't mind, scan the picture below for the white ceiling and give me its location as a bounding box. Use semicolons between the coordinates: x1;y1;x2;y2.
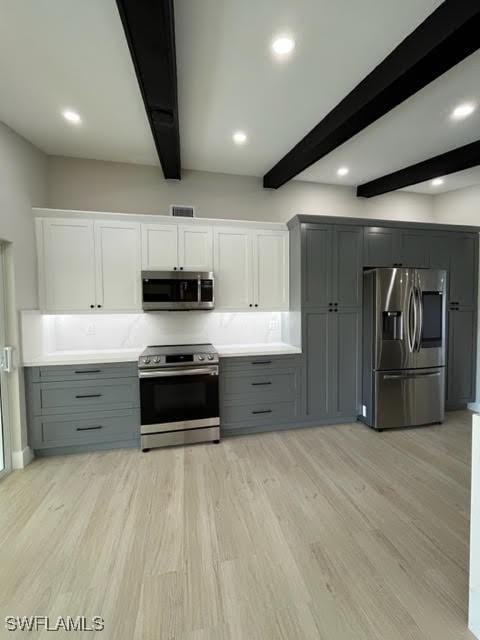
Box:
0;0;157;165
0;0;478;195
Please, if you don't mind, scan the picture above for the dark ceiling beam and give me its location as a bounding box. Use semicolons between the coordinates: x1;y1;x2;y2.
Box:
357;140;480;197
263;1;480;189
116;0;181;179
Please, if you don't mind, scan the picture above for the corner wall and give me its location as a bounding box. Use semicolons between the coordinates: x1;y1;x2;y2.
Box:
0;123;47;465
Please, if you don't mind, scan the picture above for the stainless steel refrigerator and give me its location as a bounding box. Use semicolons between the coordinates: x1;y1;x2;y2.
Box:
361;268;447;430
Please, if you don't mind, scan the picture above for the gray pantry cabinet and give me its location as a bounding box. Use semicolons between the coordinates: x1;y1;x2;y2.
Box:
289;215;479;420
26;362;140;455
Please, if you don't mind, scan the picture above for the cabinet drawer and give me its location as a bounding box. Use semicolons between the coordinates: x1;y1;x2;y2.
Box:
30;409;139;449
221;399;298;427
221;355;302;372
28;362;138;382
30;378;139;415
222;370;298;402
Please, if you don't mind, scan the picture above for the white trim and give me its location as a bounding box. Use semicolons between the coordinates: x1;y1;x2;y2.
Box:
469;403;480;413
12;446;34;469
32;207;287;231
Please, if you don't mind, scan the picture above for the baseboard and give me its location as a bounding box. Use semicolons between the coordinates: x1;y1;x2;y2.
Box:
12;446;34;469
468;403;480;414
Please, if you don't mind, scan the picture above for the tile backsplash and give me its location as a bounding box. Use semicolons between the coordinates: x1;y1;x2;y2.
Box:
20;310;284;360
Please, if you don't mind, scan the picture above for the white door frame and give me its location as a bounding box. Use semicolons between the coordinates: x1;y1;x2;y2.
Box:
0;244;12;479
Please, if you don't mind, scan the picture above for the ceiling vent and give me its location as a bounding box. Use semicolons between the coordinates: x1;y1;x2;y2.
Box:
170;204;195;218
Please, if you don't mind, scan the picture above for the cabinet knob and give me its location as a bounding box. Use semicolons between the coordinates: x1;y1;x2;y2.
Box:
249;304;253;307
97;305;102;308
255;304;258;307
180;266;184;270
90;304;94;308
173;266;177;270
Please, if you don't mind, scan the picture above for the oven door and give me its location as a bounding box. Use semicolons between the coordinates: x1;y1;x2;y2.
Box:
139;366;219;432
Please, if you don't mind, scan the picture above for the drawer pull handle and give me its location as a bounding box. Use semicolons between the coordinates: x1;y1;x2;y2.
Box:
74;369;101;374
251;382;272;386
76;425;103;431
252;409;272;415
252;360;272;365
75;394;103;399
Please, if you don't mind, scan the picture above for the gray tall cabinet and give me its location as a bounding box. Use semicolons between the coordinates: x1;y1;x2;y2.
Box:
289;216;479;424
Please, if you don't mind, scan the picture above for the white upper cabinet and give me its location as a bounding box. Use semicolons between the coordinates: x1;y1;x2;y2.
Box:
254;230;289;310
141;224;178;270
36;211;289;313
42;219;97;312
178;225;213;271
214;227;253;310
95;221;141;311
142;223;213;271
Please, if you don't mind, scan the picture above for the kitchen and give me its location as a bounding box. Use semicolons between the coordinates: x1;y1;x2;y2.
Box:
1;1;480;638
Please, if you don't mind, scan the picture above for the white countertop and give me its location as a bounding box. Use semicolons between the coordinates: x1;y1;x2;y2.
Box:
215;343;301;357
22;343;301;366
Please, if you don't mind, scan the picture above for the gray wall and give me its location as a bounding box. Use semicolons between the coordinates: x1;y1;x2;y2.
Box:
0;122;47;460
47;155;436;224
1;123;47;308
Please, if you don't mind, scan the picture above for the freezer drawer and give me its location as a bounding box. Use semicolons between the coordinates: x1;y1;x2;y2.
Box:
374;367;444;429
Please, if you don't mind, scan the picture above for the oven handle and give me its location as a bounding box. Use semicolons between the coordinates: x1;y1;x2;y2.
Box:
138;366;219;379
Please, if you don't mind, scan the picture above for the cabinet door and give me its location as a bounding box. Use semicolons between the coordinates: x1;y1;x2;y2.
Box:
330;309;361;418
364;227;401;267
400;231;430;268
43;219;96;312
449;234;477;308
254;230;289;310
178;225;213;271
447;308;476;407
141;224;178;270
333;226;363;307
95;222;141;311
303;225;333;307
213;227;253;309
305;311;330;418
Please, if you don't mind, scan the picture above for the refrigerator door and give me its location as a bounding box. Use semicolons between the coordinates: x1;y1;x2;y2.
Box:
414;269;447;368
374;268;417;371
374;367;445;429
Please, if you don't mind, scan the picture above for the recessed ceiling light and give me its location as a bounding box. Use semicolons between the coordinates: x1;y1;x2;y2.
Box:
62;109;82;125
450;102;476;120
272;35;295;57
337;166;349;177
431;177;444;186
232;131;247;145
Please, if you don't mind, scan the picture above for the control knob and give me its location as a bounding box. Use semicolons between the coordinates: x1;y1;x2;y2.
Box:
153;358;161;364
207;354;214;361
198;355;205;361
143;358;151;365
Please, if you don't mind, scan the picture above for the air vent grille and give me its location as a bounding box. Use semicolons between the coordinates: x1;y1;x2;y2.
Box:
170;205;195;218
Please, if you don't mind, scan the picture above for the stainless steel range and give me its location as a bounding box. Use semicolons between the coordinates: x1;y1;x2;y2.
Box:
138;344;220;450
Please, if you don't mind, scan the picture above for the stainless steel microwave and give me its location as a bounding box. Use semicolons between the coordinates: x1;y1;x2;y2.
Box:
141;271;214;311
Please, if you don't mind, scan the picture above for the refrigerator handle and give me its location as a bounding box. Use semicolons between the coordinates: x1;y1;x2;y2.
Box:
407;287;415;353
415;287;423;352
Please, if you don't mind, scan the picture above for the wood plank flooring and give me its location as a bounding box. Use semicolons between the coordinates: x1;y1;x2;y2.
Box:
0;412;475;639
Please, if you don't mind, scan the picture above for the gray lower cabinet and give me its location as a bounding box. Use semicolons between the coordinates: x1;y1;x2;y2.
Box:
26;362;140;455
304;309;360;420
220;355;302;434
447;308;476;409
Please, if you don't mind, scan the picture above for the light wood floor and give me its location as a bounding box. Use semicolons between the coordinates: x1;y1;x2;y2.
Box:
0;412;475;639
